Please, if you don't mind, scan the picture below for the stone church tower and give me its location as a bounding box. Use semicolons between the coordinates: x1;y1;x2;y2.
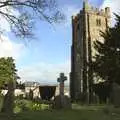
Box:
70;1;110;102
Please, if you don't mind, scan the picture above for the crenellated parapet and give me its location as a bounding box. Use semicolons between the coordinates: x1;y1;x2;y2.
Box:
82;0;110;17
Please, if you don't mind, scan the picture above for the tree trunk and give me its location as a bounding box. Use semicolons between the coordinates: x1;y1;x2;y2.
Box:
1;81;15;114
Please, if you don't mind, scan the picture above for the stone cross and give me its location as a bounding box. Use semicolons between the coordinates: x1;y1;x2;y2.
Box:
57;73;67;96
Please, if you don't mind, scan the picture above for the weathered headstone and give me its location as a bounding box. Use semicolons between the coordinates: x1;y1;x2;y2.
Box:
29;89;33;100
54;73;71;109
111;83;120;107
54;95;71;109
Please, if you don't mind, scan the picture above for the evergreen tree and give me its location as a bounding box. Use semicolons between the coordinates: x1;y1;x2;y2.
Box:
92;14;120;85
0;57;18;114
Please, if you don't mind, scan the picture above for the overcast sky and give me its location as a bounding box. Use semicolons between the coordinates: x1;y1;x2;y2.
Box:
0;0;119;84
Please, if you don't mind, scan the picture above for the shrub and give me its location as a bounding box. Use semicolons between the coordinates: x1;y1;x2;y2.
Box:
14;99;51;113
32;103;41;111
14;99;33;112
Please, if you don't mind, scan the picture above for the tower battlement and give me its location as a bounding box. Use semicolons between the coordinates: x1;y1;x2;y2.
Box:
83;6;110;17
82;0;110;17
72;7;110;23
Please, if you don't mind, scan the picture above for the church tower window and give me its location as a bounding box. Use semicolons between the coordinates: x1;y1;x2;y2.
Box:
96;19;101;26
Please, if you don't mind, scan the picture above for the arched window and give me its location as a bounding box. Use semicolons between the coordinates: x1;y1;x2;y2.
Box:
96;19;101;26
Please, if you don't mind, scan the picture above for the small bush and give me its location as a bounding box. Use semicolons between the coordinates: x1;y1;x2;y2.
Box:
32;103;41;111
14;99;33;112
14;105;22;113
14;99;51;113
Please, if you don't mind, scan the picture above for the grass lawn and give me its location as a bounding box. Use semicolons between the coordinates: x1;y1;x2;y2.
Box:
1;105;120;120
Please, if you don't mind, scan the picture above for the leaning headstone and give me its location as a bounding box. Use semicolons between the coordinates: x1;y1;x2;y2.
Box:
112;83;120;107
54;73;71;109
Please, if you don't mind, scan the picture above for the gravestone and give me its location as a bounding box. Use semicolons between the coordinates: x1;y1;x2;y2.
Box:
111;83;120;107
54;73;71;109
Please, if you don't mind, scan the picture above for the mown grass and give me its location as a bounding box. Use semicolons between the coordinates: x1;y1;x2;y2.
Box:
1;105;120;120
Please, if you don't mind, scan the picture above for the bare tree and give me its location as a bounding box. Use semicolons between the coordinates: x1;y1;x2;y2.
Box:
0;0;64;38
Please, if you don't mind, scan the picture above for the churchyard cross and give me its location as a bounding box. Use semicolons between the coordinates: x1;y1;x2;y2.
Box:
54;73;71;109
57;73;67;96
